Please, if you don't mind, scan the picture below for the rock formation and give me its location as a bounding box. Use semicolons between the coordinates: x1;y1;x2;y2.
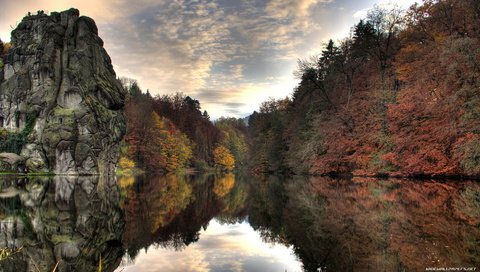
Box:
0;9;126;175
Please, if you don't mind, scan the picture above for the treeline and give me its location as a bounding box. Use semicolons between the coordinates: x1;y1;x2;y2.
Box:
249;0;480;178
119;80;249;173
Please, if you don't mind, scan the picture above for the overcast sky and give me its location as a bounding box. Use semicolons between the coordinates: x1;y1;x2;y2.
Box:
0;0;419;118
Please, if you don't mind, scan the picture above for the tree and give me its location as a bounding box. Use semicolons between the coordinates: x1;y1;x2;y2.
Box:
119;157;136;170
318;39;341;80
352;20;376;58
213;145;235;171
213;173;235;197
0;39;4;58
249;0;480;177
122;85;193;173
152;93;222;165
215;117;249;167
366;5;404;78
202;110;210;120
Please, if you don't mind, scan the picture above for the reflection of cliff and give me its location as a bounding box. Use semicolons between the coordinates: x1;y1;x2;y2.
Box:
0;176;124;272
249;176;480;272
122;173;248;258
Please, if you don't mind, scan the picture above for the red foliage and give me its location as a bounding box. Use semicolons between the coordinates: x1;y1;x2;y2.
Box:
286;0;480;177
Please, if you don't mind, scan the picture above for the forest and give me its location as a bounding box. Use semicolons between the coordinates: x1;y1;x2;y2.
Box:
107;0;480;178
249;0;480;178
118;79;248;174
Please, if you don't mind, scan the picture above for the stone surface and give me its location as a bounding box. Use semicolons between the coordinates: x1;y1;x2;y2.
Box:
0;152;25;171
0;9;126;175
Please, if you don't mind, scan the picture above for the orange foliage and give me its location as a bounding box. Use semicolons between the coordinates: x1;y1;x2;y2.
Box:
253;0;480;178
213;145;235;171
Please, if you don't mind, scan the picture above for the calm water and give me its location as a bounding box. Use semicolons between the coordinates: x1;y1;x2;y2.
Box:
0;174;478;272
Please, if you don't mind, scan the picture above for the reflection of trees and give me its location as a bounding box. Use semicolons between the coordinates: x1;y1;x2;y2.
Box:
123;173;249;258
248;176;480;272
148;175;192;232
213;173;235;197
0;176;125;272
248;176;288;244
216;174;249;224
121;174;193;258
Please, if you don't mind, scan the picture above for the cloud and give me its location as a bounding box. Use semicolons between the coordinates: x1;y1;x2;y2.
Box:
0;0;328;118
1;0;416;118
266;0;332;19
353;7;369;18
101;0;332;100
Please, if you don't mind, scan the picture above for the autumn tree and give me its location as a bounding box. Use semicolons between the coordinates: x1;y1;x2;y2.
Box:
152;93;222;166
215;117;249;168
366;4;404;78
213;173;235;197
121;83;193;173
213;145;235;171
249;98;291;173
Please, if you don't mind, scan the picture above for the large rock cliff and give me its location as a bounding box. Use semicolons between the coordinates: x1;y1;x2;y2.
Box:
0;9;126;175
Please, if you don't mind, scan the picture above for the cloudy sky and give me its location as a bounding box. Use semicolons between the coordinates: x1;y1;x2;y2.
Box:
0;0;419;118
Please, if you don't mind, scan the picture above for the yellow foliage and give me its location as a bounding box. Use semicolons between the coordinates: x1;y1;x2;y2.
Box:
150;175;193;232
118;175;135;189
146;112;193;172
3;42;11;55
213;173;235;197
213;145;235;171
119;157;136;170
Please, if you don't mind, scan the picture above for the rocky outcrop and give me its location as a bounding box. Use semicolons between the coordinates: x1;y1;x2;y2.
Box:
0;152;26;172
0;9;126;175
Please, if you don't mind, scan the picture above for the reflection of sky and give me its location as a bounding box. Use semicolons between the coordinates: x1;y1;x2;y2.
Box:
116;219;302;272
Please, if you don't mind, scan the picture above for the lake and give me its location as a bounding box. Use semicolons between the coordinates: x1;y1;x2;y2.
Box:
0;174;478;271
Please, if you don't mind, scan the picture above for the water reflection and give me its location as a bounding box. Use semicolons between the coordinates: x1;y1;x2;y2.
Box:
0;176;124;272
0;174;478;272
117;173;300;272
249;176;480;271
120;174;250;259
118;219;302;272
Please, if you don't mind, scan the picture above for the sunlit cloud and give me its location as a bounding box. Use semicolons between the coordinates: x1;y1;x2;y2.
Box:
0;0;421;118
354;8;370;18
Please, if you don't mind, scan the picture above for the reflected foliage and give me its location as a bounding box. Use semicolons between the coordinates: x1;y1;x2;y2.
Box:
1;174;477;272
248;176;480;271
120;173;248;259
